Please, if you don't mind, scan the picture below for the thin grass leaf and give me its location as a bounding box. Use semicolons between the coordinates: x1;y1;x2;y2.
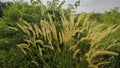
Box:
38;46;43;56
8;27;19;31
17;23;27;33
36;40;44;45
31;60;39;66
73;49;80;59
91;50;118;60
96;61;110;67
17;44;29;48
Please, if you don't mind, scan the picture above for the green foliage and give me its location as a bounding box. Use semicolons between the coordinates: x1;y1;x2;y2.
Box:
90;7;120;25
3;2;41;23
101;7;120;24
0;1;13;17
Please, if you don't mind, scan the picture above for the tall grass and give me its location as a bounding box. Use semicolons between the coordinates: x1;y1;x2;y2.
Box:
9;11;120;68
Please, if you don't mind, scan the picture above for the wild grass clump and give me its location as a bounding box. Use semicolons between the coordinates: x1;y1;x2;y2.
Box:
9;10;120;68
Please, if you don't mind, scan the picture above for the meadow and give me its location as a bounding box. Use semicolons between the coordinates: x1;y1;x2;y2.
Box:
0;0;120;68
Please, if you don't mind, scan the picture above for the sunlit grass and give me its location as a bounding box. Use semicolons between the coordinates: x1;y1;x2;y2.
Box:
8;11;120;68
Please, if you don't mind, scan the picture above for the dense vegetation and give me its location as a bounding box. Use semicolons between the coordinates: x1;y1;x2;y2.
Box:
0;0;120;68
